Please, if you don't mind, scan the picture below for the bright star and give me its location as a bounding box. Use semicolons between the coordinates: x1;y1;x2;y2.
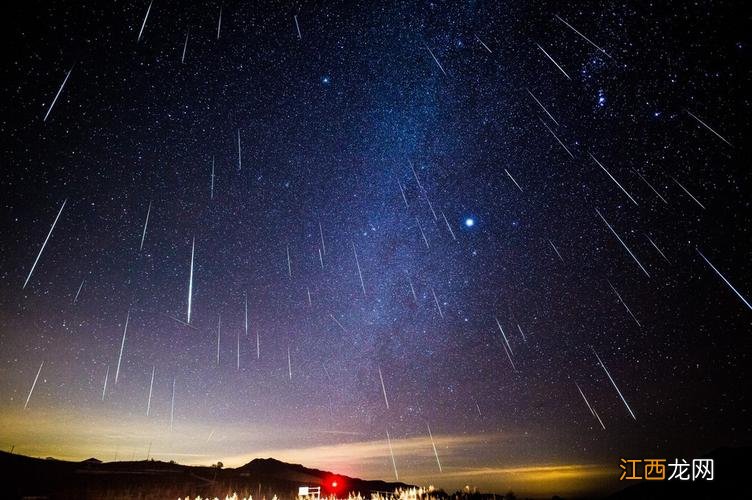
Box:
465;218;475;227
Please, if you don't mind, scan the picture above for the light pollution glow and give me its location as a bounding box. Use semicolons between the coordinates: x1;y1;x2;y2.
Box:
0;405;614;498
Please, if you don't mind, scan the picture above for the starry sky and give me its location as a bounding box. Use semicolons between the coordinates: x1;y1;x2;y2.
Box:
1;0;750;497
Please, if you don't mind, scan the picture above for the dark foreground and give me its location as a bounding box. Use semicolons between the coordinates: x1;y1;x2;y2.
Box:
0;452;413;500
2;446;751;500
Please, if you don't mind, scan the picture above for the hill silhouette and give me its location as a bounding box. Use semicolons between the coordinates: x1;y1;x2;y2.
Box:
0;451;414;500
3;446;751;499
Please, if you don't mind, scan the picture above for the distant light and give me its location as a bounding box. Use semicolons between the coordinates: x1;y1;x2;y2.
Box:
465;218;475;227
331;481;338;488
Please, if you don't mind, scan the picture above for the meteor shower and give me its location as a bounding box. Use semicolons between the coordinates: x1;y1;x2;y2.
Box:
1;1;750;499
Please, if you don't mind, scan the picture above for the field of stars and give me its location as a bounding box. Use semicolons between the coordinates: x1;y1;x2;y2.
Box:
1;0;750;497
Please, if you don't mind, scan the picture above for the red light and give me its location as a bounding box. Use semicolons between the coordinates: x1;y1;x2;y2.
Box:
326;475;343;493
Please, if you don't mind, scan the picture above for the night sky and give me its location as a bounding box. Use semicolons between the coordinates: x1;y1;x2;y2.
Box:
1;0;750;497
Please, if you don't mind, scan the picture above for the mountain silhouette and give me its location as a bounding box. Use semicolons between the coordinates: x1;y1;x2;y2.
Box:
0;451;414;500
4;446;751;499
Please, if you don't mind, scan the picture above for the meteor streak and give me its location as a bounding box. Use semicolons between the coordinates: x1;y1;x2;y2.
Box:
137;1;153;42
539;118;573;158
216;314;221;365
424;43;447;76
216;6;222;40
319;221;326;255
426;422;443;472
549;239;564;262
410;161;423;190
496;318;517;371
575;381;606;430
115;309;130;384
139;201;151;251
527;88;559;127
73;279;85;304
24;361;44;409
441;212;457;240
43;67;73;122
645;234;670;263
294;14;301;39
330;313;347;334
386;429;399;480
686;110;732;146
672;177;706;209
475;34;492;53
102;365;109;401
187;238;195;323
170;377;176;432
287;245;292;278
146;366;155;416
517;324;527;341
495;317;513;355
416;217;429;249
536;43;571;80
501;340;517;372
505;169;523;192
181;29;189;63
23;199;67;289
288;347;292;380
696;248;752;311
423;190;438;220
631;169;668;204
595;209;650;278
408;277;418;303
589;153;638;205
378;366;389;409
353;243;366;296
166;314;197;330
607;280;641;327
555;15;612;59
432;288;444;319
591;347;636;420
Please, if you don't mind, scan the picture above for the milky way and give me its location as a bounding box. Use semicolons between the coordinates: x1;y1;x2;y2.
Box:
1;1;750;497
